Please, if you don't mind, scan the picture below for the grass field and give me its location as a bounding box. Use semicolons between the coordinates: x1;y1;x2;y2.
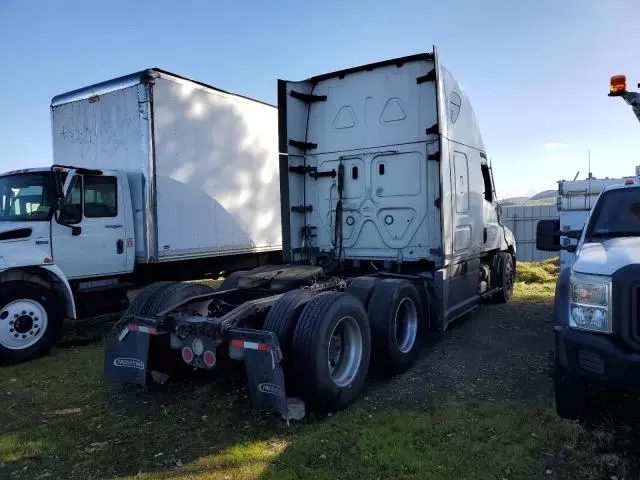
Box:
0;259;636;479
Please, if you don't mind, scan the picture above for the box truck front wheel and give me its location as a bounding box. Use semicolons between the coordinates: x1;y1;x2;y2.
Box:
368;279;424;374
291;292;371;412
0;281;63;365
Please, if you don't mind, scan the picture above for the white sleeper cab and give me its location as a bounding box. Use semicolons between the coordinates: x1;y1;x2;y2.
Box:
102;46;517;420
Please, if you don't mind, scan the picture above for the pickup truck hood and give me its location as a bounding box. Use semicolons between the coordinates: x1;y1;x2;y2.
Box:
573;237;640;276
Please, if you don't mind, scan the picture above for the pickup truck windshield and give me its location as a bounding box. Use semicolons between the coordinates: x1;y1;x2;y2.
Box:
0;172;57;222
585;187;640;241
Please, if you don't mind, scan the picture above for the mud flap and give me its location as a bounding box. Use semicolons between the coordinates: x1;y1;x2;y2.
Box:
228;328;305;421
103;330;150;386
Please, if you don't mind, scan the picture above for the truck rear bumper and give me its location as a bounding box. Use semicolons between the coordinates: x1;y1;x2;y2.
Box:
555;326;640;392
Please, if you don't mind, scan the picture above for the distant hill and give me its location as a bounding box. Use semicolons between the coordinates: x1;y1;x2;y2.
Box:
500;191;556;207
530;190;556;200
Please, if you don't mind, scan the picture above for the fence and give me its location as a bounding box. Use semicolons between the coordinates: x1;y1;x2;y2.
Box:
501;205;559;262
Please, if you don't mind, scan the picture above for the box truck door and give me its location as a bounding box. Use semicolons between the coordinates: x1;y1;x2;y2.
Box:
52;173;131;279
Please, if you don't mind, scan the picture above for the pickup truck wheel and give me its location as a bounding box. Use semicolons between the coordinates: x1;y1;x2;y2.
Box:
346;276;380;308
492;252;515;304
367;279;423;374
554;366;588;420
0;282;63;366
292;292;371;411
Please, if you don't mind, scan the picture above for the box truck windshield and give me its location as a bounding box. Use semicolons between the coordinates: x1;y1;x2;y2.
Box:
0;172;58;222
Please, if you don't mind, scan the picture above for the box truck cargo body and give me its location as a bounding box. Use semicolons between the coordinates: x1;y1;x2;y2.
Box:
51;69;281;264
0;69;281;365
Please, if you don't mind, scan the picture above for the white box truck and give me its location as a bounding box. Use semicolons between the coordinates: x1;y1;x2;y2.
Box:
103;47;517;419
0;69;282;365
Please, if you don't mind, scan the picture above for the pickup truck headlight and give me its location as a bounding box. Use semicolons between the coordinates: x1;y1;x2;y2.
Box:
569;273;612;333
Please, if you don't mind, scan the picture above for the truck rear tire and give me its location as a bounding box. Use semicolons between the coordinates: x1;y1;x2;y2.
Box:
263;289;316;357
291;292;371;411
492;252;515;304
220;271;248;290
0;281;64;366
346;276;380;308
113;281;177;333
368;279;423;374
116;282;215;379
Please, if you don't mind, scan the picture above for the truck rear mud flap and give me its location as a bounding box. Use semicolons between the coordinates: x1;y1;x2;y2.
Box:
103;326;153;387
228;328;305;421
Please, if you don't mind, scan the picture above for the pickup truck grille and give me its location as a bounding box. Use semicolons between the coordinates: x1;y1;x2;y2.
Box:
612;265;640;349
633;284;640;344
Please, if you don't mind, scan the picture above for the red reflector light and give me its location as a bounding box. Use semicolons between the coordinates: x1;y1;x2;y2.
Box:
182;347;194;363
257;343;271;351
231;339;244;349
128;324;139;332
203;350;216;368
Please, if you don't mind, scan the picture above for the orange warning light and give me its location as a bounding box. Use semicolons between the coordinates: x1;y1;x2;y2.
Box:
609;75;627;96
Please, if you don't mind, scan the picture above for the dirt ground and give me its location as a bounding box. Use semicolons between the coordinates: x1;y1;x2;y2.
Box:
363;298;554;411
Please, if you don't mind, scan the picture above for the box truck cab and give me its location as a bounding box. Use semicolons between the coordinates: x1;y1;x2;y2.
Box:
103;47;517;419
536;75;640;419
0;69;282;365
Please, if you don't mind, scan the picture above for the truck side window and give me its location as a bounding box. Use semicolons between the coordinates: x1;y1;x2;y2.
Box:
453;152;469;213
84;176;118;218
481;163;493;202
60;175;83;224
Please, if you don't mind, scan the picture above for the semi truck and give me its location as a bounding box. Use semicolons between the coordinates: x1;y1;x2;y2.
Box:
0;69;282;365
536;74;640;419
103;47;517;419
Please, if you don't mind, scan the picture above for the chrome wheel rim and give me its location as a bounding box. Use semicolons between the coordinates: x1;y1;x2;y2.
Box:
327;316;363;387
0;299;48;350
394;297;418;354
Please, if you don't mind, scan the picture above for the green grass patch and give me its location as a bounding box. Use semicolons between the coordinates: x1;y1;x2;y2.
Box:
516;257;559;284
0;338;622;480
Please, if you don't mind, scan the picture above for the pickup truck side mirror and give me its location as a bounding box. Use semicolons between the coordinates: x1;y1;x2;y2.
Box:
536;219;581;252
536;219;562;251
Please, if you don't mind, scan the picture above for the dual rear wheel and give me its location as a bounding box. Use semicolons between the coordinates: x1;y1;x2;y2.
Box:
264;278;424;411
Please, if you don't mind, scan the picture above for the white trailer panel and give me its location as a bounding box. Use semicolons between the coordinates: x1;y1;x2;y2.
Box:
51;69;281;263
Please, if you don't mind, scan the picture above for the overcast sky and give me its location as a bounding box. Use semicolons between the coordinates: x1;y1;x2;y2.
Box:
1;0;639;198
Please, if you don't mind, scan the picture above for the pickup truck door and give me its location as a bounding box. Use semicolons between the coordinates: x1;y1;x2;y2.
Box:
51;171;132;279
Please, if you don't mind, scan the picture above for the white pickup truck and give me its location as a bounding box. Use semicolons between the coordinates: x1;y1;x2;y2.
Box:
0;69;282;365
536;74;640;419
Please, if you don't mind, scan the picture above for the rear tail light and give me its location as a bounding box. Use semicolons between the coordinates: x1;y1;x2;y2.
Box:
203;350;216;368
182;347;194;363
